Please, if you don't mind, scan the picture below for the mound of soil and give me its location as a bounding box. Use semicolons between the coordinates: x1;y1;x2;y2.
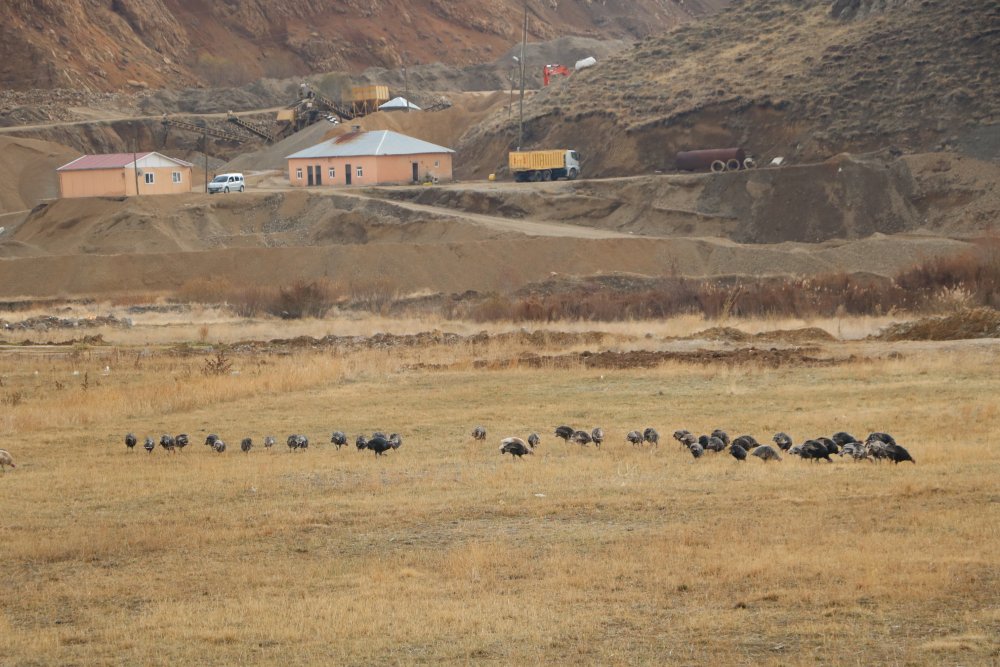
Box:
0;136;78;214
878;308;1000;341
460;347;854;370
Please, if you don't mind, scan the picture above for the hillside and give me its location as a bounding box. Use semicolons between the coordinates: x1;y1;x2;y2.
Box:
460;0;1000;178
0;0;728;92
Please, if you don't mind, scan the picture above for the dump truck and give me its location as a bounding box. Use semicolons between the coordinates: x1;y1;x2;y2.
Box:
509;149;581;182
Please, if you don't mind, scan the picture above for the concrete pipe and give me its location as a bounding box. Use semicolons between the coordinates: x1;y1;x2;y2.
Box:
726;158;741;171
677;147;747;172
710;160;726;173
743;157;757;169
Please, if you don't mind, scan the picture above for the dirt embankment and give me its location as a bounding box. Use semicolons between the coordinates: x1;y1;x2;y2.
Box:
383;152;1000;243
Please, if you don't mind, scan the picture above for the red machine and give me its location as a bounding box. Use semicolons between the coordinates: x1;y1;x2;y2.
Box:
542;64;572;86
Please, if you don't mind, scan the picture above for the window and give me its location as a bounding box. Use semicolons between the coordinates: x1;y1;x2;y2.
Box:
172;171;182;184
296;168;303;180
328;167;335;179
434;160;440;167
144;172;154;185
356;166;363;178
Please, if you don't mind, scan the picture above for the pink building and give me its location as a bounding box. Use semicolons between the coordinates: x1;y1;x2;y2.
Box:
286;130;454;187
57;152;193;198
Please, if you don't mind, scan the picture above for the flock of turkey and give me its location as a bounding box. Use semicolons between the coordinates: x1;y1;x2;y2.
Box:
118;424;916;465
486;425;914;463
123;431;404;456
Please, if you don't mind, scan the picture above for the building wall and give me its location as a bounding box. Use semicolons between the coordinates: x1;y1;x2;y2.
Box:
59;166;192;198
287;153;453;187
59;169;127;198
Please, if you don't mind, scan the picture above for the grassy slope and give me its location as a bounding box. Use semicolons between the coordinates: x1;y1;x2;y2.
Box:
0;336;997;664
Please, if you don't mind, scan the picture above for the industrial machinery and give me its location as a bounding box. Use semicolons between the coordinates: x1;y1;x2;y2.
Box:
160;115;248;144
509;149;581;182
542;64;572;86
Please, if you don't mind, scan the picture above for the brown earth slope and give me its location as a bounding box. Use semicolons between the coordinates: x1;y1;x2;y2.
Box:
0;0;728;92
461;0;1000;178
0;152;985;298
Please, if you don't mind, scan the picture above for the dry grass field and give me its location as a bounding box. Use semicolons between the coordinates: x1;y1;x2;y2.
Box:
0;316;998;665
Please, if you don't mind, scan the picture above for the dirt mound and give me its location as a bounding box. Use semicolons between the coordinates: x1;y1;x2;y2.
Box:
688;327;836;343
462;0;1000;177
385;152;998;242
471;347;852;370
0;136;78;214
2;191;509;257
878;308;1000;341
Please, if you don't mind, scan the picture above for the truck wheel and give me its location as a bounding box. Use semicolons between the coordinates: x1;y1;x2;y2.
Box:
542;169;552;181
224;186;230;193
239;185;245;192
567;168;579;180
530;171;542;182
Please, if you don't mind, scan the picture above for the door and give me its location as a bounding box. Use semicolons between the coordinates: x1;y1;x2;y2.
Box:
412;162;419;183
307;165;314;186
345;164;352;185
315;164;322;186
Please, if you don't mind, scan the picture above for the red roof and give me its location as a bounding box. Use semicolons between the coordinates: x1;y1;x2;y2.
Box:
57;152;153;171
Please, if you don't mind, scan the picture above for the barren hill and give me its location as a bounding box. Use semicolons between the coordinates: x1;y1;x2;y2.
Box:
460;0;1000;178
0;0;728;92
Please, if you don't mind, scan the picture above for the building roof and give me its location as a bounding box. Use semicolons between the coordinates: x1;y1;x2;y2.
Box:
57;152;193;171
379;97;422;111
286;130;453;160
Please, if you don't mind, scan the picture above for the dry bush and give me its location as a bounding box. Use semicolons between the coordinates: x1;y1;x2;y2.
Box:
348;275;399;314
273;279;342;319
896;235;1000;309
450;245;999;324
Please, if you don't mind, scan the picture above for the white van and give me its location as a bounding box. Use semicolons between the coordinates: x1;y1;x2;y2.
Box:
207;173;245;194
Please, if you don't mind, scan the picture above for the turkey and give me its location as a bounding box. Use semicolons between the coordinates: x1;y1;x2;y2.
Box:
772;432;793;451
571;430;592;446
751;445;782;462
554;426;575;443
590;427;604;448
711;429;730;447
124;433;137;451
365;435;393;456
471;425;487;442
500;437;533;458
330;431;348;449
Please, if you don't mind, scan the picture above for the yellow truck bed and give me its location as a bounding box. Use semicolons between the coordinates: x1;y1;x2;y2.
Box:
508;150;566;171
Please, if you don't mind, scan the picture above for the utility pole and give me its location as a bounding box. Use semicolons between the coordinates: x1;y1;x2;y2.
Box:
403;52;410;113
203;129;209;193
518;1;528;150
132;124;140;197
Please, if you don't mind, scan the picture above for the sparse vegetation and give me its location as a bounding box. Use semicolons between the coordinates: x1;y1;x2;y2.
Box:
0;322;996;664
